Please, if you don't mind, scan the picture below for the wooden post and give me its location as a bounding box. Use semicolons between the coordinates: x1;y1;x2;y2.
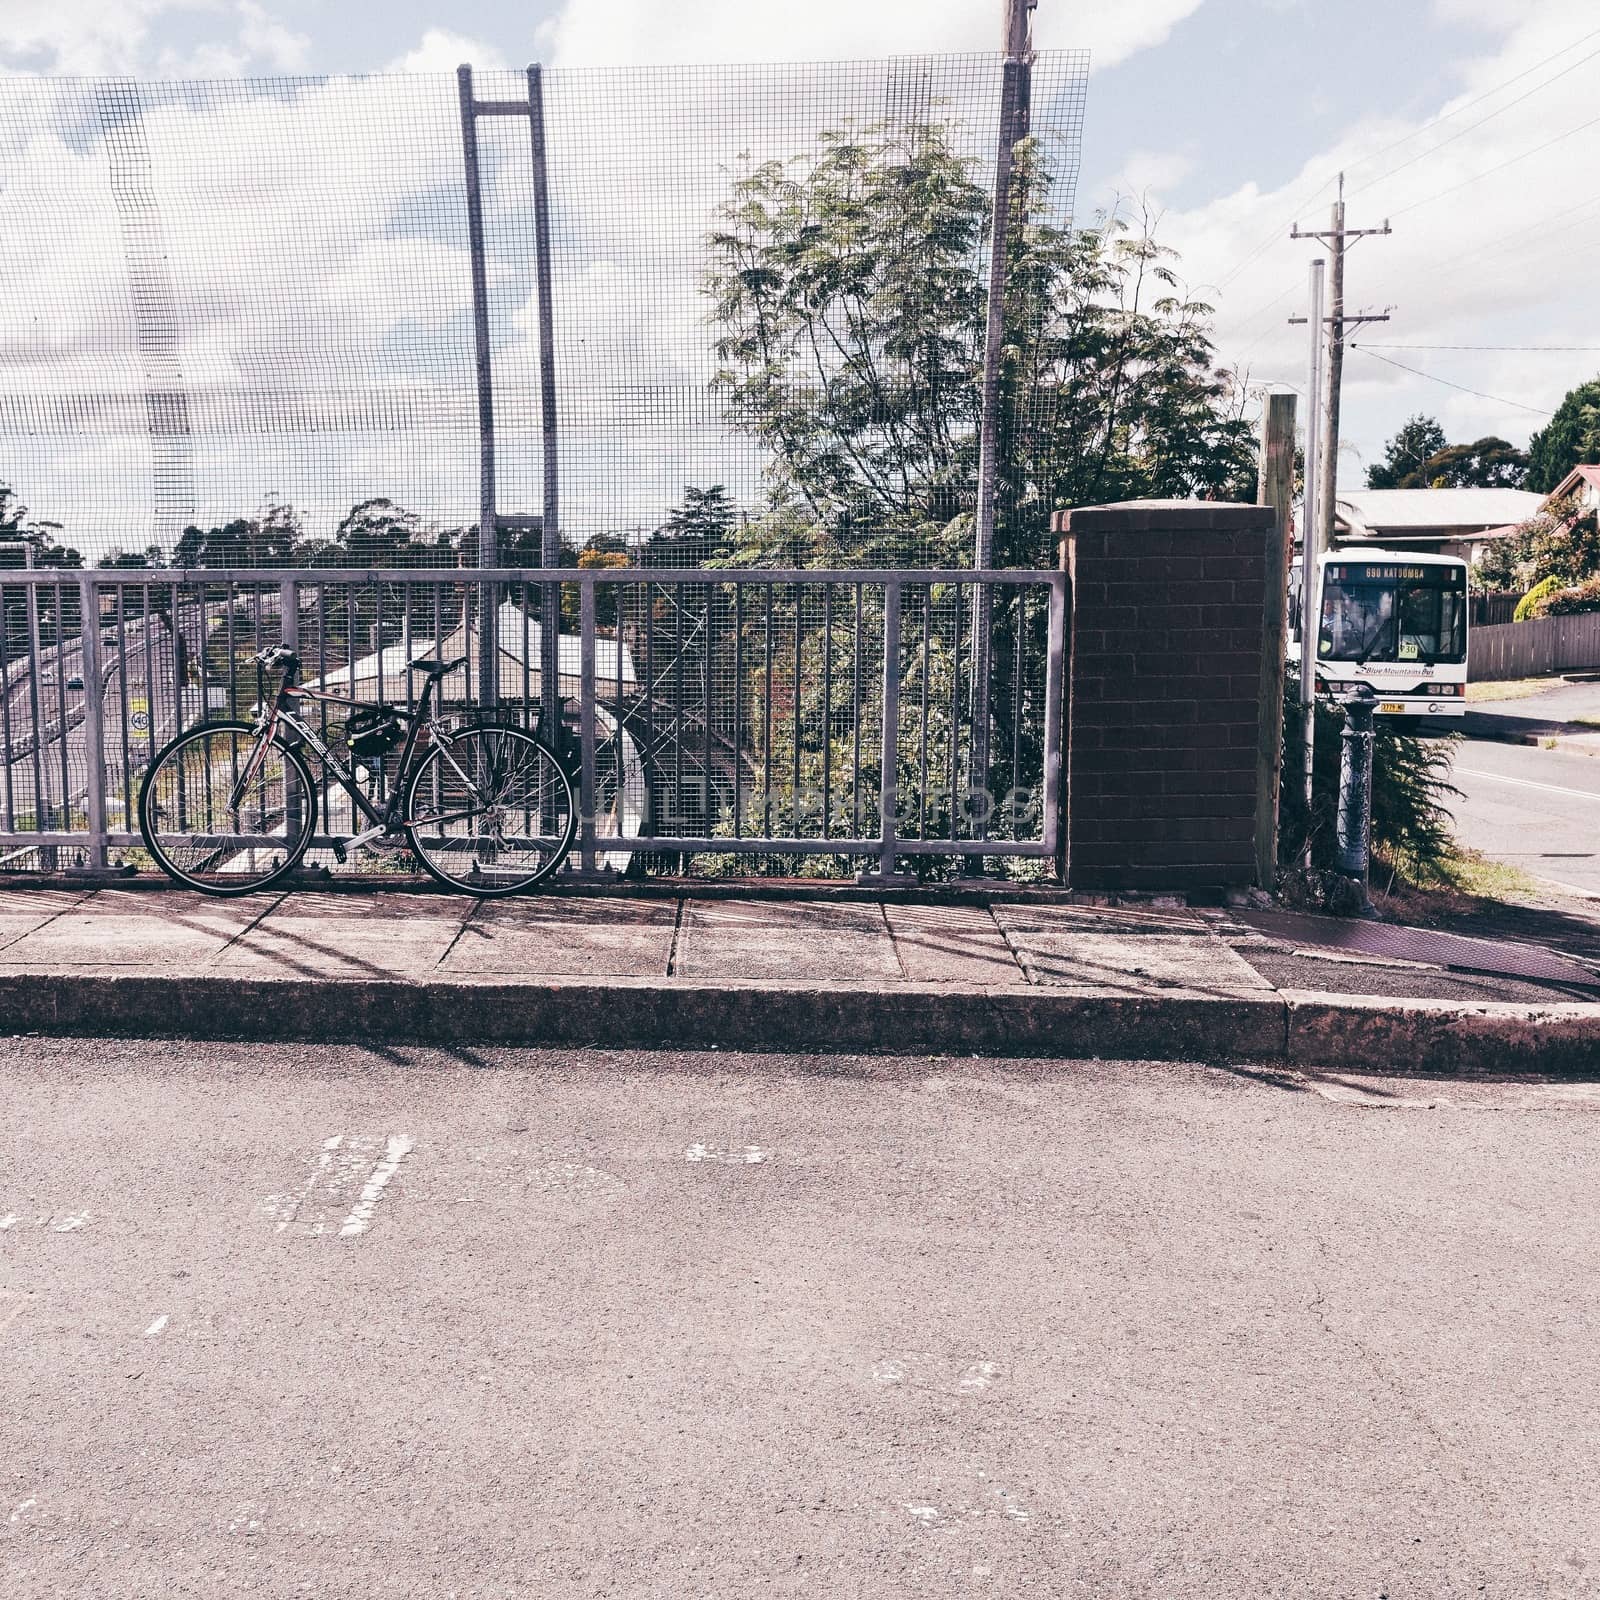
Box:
1255;392;1296;888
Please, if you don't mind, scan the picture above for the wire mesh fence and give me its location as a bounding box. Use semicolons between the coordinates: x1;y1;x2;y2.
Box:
0;54;1086;882
0;55;1087;573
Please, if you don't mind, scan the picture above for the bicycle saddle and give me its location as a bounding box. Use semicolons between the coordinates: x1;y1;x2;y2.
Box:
408;655;467;678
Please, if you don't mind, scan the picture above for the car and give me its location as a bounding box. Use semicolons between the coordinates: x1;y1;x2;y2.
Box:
66;675;83;691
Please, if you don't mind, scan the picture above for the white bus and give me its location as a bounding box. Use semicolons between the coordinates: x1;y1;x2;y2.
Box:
1291;548;1468;724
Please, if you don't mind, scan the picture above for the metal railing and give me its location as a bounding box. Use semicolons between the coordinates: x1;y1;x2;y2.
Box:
0;566;1065;881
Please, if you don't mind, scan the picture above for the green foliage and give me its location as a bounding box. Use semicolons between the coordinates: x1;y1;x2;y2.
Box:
1369;419;1527;489
1514;574;1564;621
1410;436;1528;489
1528;574;1600;618
644;485;738;567
1470;527;1528;592
0;477;82;652
1526;376;1600;493
1475;496;1600;596
705;120;1257;568
1366;415;1446;489
1278;675;1461;881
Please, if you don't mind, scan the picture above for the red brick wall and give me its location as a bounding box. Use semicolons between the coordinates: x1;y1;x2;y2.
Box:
1053;502;1277;893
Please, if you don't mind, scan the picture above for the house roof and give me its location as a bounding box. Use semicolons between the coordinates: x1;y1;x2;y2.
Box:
1542;464;1600;506
303;602;638;699
1333;487;1544;538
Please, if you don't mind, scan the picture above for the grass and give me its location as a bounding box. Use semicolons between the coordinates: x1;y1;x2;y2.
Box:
1465;677;1564;703
1372;846;1544;923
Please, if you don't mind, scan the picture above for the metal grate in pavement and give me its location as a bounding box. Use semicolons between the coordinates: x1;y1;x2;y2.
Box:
1235;910;1600;989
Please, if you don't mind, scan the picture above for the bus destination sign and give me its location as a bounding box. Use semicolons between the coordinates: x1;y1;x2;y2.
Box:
1327;563;1464;587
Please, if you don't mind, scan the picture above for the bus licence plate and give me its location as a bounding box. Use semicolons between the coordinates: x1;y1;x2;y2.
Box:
1380;701;1406;714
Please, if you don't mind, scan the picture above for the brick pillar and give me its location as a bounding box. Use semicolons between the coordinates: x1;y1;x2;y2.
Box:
1051;500;1278;894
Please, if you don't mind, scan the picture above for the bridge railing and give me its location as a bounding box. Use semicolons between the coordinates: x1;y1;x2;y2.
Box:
0;566;1065;882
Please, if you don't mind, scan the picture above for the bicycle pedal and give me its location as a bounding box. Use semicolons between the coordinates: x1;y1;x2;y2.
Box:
329;840;348;865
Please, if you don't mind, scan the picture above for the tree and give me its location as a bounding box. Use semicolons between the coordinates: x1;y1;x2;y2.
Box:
644;485;738;567
707;122;988;555
1366;415;1447;488
1472;494;1600;594
1400;435;1528;489
0;479;81;651
331;497;420;566
705;123;1256;569
175;497;302;568
1526;376;1600;492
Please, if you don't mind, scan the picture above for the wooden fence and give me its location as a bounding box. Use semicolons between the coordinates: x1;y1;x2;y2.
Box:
1470;611;1600;680
1469;590;1525;626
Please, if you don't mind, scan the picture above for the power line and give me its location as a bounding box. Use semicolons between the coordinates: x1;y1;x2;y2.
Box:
1340;23;1600;185
1348;345;1554;415
1358;343;1600;352
1345;41;1600;199
1204;22;1600;293
1391;112;1600;218
1443;191;1600;278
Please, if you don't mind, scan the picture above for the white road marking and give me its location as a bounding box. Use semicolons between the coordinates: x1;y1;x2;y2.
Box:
872;1359;906;1386
1455;767;1598;802
8;1498;36;1525
0;1213;89;1232
904;1505;940;1523
339;1134;414;1237
144;1315;169;1338
960;1361;1000;1392
266;1134;413;1237
685;1143;768;1164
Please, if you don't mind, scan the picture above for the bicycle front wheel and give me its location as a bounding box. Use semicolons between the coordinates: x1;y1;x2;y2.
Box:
404;724;575;896
138;722;317;896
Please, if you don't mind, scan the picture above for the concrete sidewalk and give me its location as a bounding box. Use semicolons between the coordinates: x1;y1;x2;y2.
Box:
0;884;1597;1072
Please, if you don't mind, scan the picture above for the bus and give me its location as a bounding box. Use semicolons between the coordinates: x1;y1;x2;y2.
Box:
1291;548;1468;725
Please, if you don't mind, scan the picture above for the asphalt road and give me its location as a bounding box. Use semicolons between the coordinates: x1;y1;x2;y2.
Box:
4;1041;1599;1598
1451;737;1600;896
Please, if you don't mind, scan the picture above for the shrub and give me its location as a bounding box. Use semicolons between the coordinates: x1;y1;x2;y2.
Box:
1525;501;1600;586
1534;574;1600;618
1515;574;1565;620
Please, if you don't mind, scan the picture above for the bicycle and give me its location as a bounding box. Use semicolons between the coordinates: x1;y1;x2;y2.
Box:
136;644;577;897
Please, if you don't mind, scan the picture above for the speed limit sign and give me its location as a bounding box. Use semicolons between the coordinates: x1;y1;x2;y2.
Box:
130;699;151;735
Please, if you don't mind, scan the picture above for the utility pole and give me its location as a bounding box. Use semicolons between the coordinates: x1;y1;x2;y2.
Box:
1290;175;1391;552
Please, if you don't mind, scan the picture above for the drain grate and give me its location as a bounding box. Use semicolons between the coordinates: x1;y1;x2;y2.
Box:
1235;910;1600;989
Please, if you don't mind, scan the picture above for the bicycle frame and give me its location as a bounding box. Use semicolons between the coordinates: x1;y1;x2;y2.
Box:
228;656;472;852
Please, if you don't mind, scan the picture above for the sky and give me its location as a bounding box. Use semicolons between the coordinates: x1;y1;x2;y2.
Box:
1;0;1597;545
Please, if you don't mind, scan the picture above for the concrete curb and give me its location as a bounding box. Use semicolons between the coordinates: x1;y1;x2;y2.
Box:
1;971;1596;1075
1463;717;1600;758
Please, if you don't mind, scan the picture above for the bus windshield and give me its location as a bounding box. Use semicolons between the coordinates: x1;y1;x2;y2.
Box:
1318;564;1466;666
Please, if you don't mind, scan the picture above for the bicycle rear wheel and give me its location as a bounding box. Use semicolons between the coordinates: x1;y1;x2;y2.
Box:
138;722;317;895
404;723;575;896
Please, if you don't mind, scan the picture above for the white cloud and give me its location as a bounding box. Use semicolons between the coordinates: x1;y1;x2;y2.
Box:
1152;0;1600;470
1;0;312;78
1108;147;1197;201
237;1;311;72
0;0;191;75
386;29;508;75
548;0;1203;70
